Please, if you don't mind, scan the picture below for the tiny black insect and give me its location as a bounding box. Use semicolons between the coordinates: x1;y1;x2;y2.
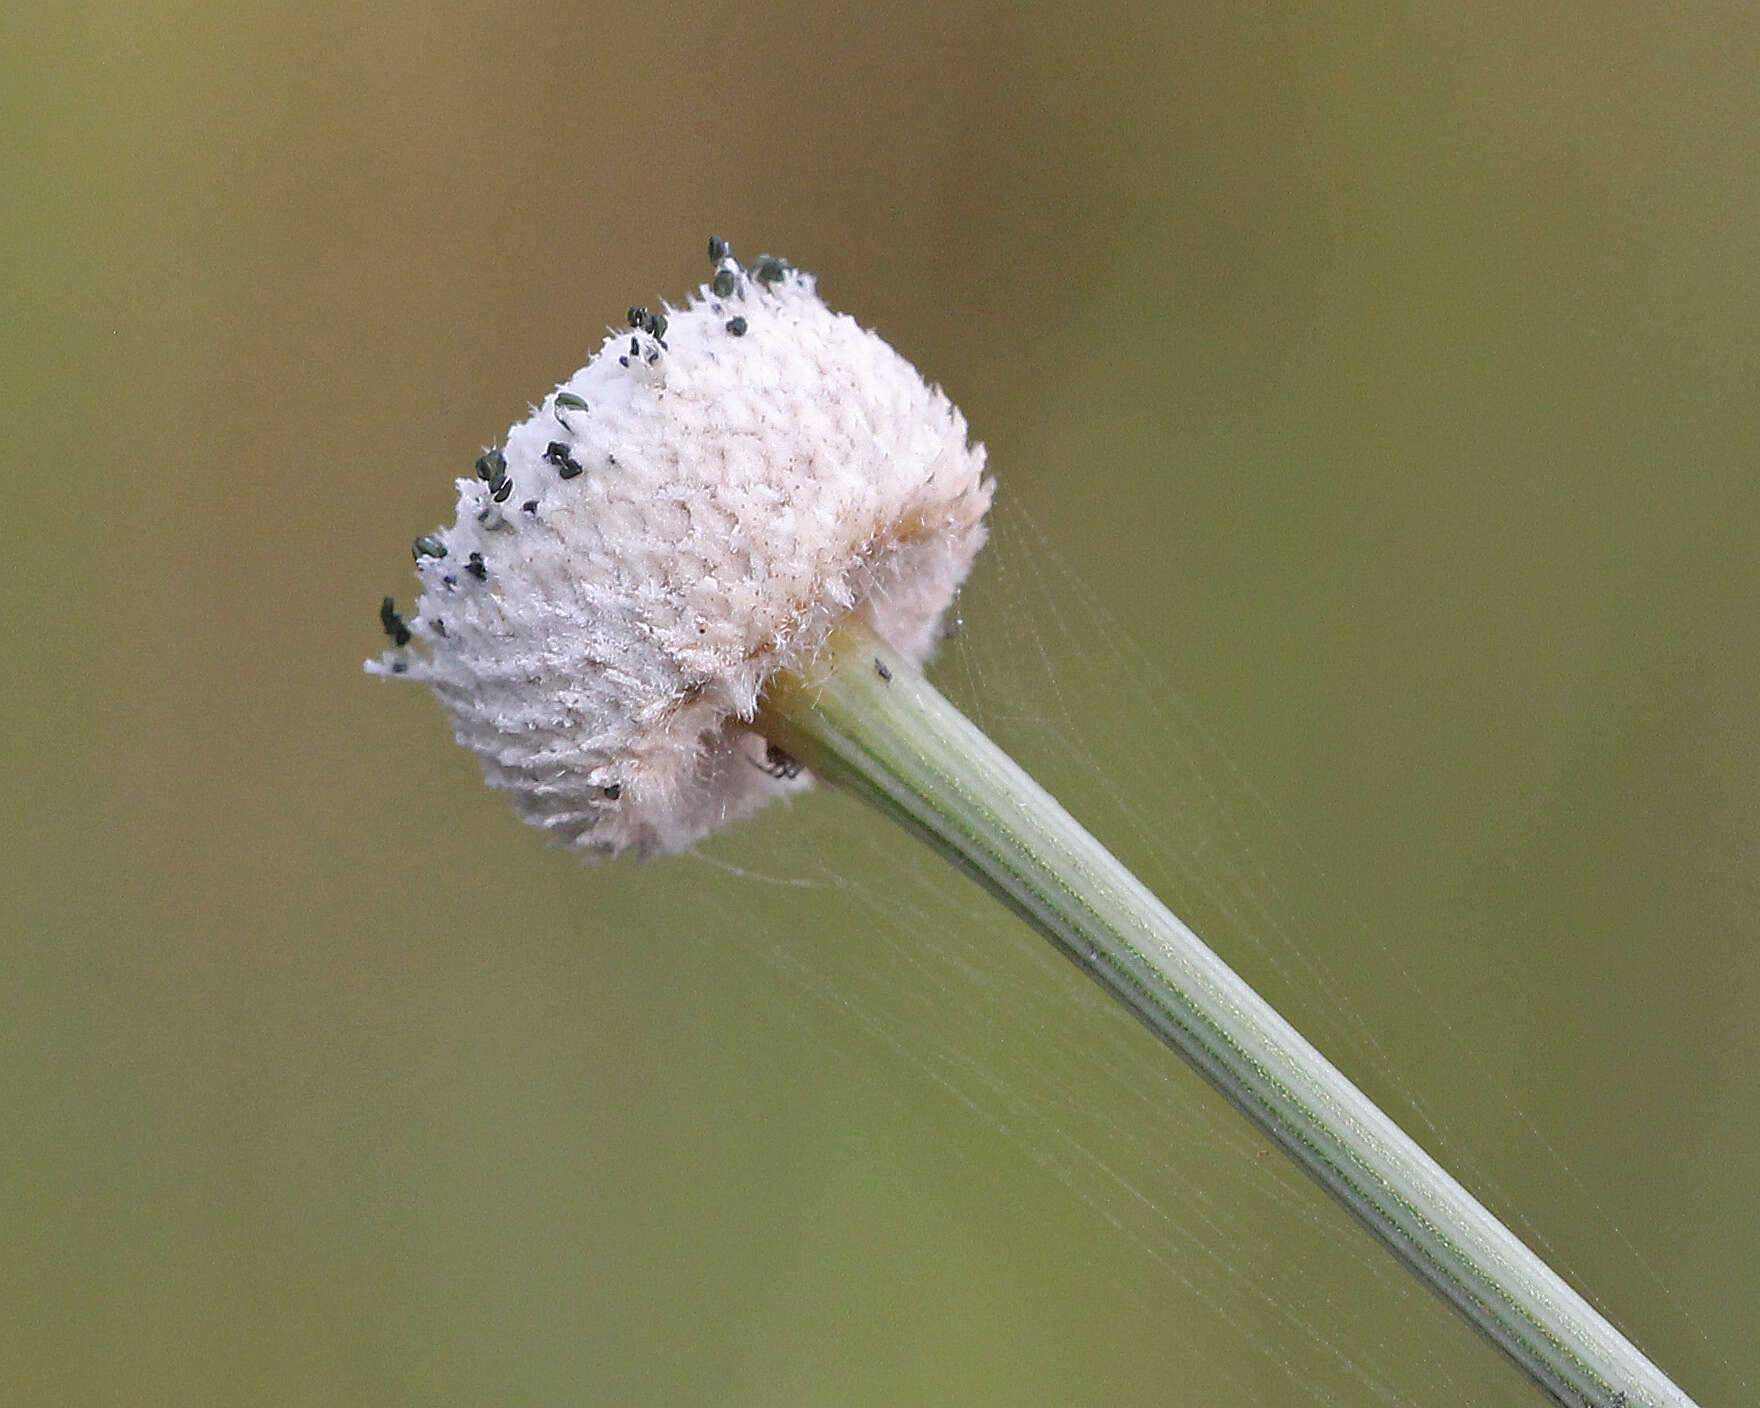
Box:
379;596;411;646
601;782;622;801
491;476;513;502
475;449;506;483
412;534;447;560
725;316;748;337
708;234;728;262
627;306;646;328
465;552;487;581
711;268;737;299
874;659;892;682
521;498;539;513
751;254;788;286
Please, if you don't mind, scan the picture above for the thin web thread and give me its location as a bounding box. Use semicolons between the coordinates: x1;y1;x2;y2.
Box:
977;499;1727;1377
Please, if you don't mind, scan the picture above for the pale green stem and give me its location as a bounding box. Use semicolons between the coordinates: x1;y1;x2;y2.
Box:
756;615;1696;1408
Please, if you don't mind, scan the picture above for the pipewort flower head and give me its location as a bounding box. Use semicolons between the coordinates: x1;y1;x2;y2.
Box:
367;242;992;856
363;242;1701;1407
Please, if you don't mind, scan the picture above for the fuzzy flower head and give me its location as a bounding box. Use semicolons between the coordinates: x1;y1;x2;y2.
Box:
368;241;992;856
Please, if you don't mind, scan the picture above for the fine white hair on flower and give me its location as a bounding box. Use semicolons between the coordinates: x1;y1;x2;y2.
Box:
368;240;993;857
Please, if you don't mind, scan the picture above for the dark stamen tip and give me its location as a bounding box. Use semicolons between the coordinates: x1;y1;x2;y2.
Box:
544;441;584;478
379;595;412;647
475;449;506;482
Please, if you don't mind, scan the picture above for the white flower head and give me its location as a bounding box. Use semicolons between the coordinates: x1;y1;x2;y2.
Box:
368;241;992;856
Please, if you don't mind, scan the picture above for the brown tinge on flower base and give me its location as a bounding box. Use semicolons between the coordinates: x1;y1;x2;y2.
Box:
368;242;993;856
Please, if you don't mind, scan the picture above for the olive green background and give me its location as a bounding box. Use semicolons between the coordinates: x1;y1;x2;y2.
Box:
6;3;1756;1405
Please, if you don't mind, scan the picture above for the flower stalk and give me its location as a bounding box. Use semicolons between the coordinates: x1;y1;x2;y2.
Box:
757;612;1696;1408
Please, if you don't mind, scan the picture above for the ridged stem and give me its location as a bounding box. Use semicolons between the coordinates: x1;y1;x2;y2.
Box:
756;614;1695;1408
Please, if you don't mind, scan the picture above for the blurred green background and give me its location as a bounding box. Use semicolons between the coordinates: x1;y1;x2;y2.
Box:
6;2;1756;1404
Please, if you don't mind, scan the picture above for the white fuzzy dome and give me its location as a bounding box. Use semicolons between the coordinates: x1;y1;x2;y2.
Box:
368;244;992;856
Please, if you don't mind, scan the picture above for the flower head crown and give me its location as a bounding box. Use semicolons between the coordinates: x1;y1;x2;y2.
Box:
369;241;992;855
